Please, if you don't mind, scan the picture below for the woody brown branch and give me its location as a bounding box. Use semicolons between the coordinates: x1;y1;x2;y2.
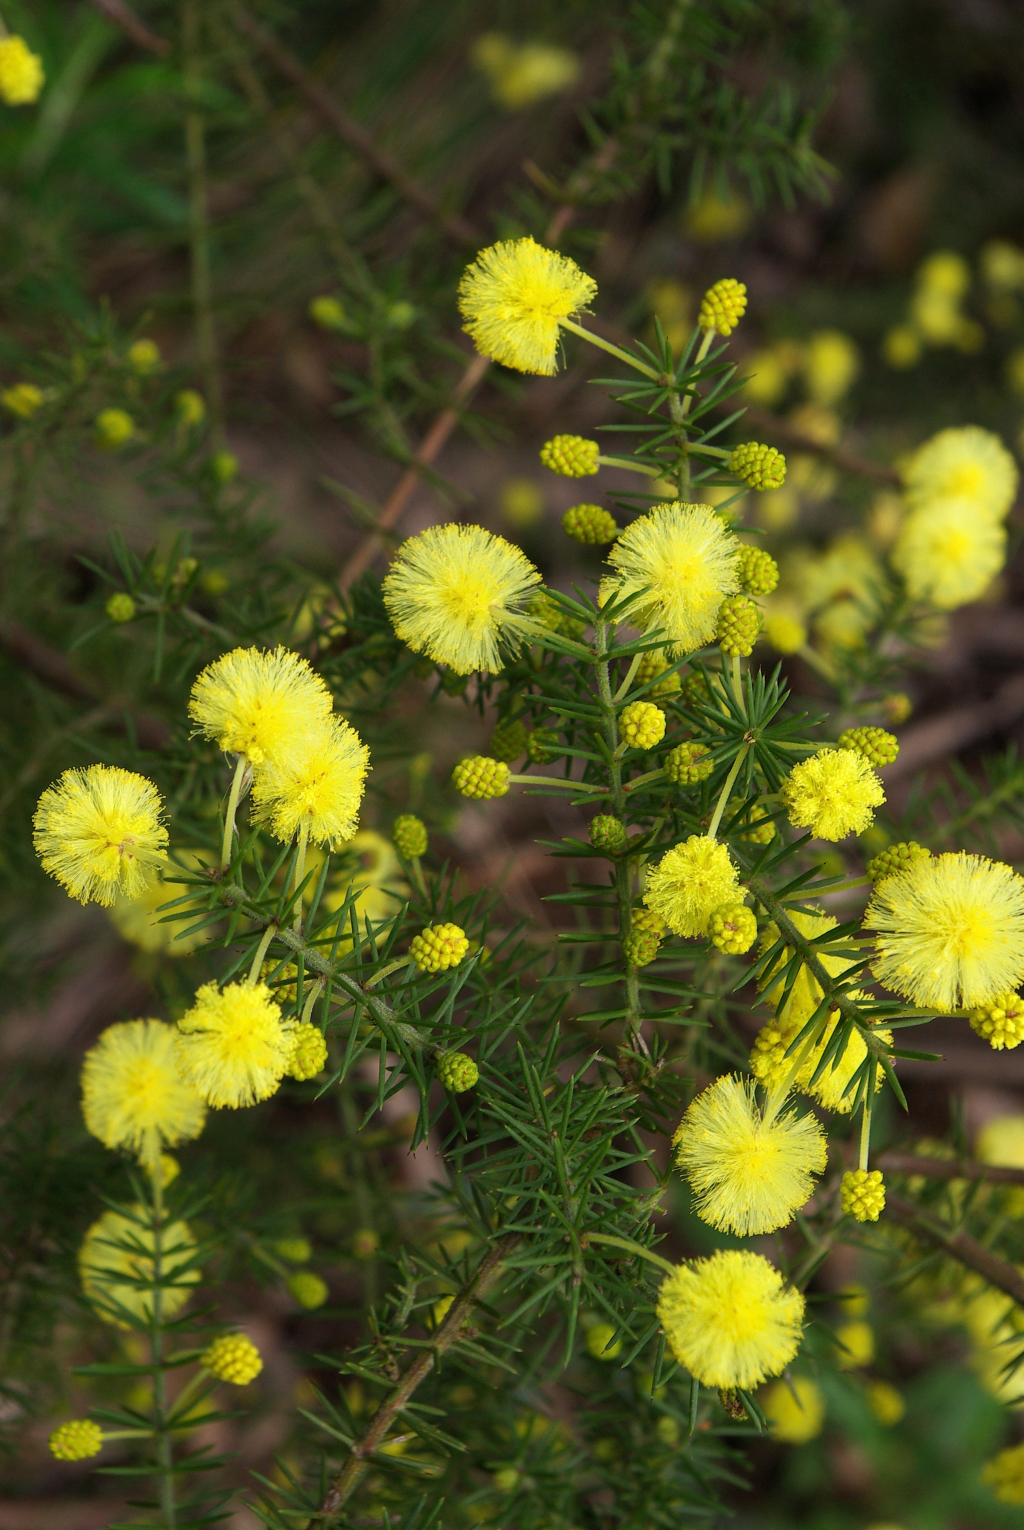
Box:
884;1191;1024;1307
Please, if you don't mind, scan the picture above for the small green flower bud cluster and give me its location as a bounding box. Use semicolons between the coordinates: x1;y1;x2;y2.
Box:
623;907;665;968
562;503;618;544
883;691;912;725
729;442;786;490
709;903;757;954
841;1169;885;1223
590;815;628;855
106;592;136;623
393;814;428;858
288;1270;329;1308
95;407;135;450
527;726;559;763
436;1051;479;1092
210;449;238;484
717;594;762;657
410;923;469;973
735;545;779;595
451;756;509;799
49;1419;104;1460
288;1022;328;1081
636;650;681;697
540;434;600;477
969;992;1024;1051
619;701;666;750
664;741;713;785
490;718;529;762
865;840;930;883
273;1236;312;1263
698;278;747;336
682;669;715;710
202;1333;263;1385
739;805;776;843
838;725;899;766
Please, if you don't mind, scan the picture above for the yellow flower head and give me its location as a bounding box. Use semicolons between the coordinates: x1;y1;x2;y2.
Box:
108;852;210;957
672;1074;827;1236
127;338;161;374
865;851;1024;1010
472;33;580;110
782;747;885;842
804;329;860;406
644;835;741;938
751;1008;891;1114
656;1250;804;1390
984;1442;1024;1505
976;1114;1024;1170
252;715;369;848
202;1333;263;1385
382;522;541;674
33;765;167;907
173;980;295;1109
49;1419;104;1461
82;1019;206;1166
892;498;1005;610
762;1375;825;1444
2;381;44;417
188;646;333;766
79;1207;200;1327
605;502;740;653
0;35;44;105
698;279;747;336
95;408;135;449
902;425;1018;519
458;236;597;375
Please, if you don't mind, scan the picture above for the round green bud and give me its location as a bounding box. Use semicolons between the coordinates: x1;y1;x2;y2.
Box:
105;592;136;624
717;594;762;657
526;726;560;763
729;441;786;490
451;756;509;800
287;1271;329;1309
664;741;713;786
490;718;529;762
735;544;780;595
562;503;618;544
838;725;899;766
865;840;930;883
436;1051;479;1093
393;814;428;858
590;815;628;855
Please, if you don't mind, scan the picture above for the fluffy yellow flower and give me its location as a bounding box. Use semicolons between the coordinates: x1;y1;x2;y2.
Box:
189;646;333;767
756;907;859;1030
891;498;1005;609
751;1008;891;1114
782;748;885;841
472;33;579;110
984;1443;1024;1505
605;502;739;653
174;981;295;1108
33;765;167;906
656;1250;805;1390
382;522;541;674
804;329;860;406
673;1074;827;1236
82;1020;206;1166
79;1208;200;1326
458;236;597;375
644;835;741;938
865;851;1024;1010
252;715;369;848
0;36;44;105
108;851;210;956
902;425;1018;519
762;1375;825;1443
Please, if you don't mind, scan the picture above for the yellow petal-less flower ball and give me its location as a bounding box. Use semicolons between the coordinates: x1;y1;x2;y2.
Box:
623;908;664;968
0;36;45;105
309;294;346;330
175;389;206;427
95;408;135;449
605;501;740;654
174;981;294;1109
717;594;762;657
79;1208;200;1327
563;503;618;545
644;835;741;938
865;851;1024;1011
202;1333;263;1385
619;701;666;750
664;741;713;786
288;1022;328;1080
838;726;899;766
866;840;930;883
969;992;1024;1051
127;338;161;374
540;434;600;477
834;1319;874;1369
451;756;510;799
892;497;1006;610
392;814;428;858
81;1019;206;1166
252;715;369;849
49;1419;104;1461
33;764;168;907
984;1442;1024;1505
698;279;748;336
866;1379;905;1425
2;381;44;417
764;610;807;654
383;522;541;675
729;442;786;491
458;237;597;375
436;1051;479;1092
709;903;757;954
635;649;681;697
804;329;860;406
902;425;1018;519
411;923;469;973
672;1074;827;1237
288;1270;329;1309
736;545;779;595
656;1250;804;1390
189;646;334;768
782;747;885;841
762;1376;825;1444
841;1169;886;1222
473;34;580;110
585;1321;622;1360
274;1236;312;1263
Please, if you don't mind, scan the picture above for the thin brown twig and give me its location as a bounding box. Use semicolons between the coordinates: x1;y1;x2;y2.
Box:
884;1191;1024;1307
318;1235;517;1521
878;1152;1024;1187
87;0;171;54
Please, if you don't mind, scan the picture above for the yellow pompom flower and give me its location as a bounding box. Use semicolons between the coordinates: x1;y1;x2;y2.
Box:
841;1168;886;1222
49;1419;104;1461
288;1022;328;1080
619;701;665;750
866;851;1024;1011
892;498;1005;609
969;992;1024;1050
698;279;747;336
644;835;741;938
410;923;469;973
605;502;740;653
127;338;161;374
458;236;597;375
902;425;1018;519
984;1443;1024;1504
756;907;858;1031
782;747;885;841
81;1019;206;1167
834;1320;874;1369
672;1074;827;1236
79;1208;200;1326
762;1376;825;1444
382;523;541;675
95;408;135;449
2;381;44;417
0;35;44;105
173;981;295;1109
202;1333;263;1385
188;646;333;767
252;715;368;848
33;765;167;907
656;1250;804;1390
804;329;860;406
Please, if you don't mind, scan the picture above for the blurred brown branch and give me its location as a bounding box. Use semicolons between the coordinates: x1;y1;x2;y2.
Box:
87;0;170;55
885;1191;1024;1306
878;1152;1024;1185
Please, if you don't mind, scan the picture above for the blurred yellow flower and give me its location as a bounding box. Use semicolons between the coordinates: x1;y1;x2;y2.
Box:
471;33;579;110
762;1375;825;1443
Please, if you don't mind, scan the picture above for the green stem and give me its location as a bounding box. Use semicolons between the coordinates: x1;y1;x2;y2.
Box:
762;1011;828;1129
596;454;662;476
614;651;644;703
150;1168;176;1528
585;1232;677;1277
247;921;278;984
559;317;660;380
301;977;325;1024
507;773;607;792
594;621;644;1046
291;819;309;933
364;957;413;989
706;745;748;840
220;754;248;869
623;767;665;794
859;1068;875;1172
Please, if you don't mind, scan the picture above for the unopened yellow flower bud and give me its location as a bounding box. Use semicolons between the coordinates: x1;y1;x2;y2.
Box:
540;434;599;477
392;814;428;858
865;841;930;883
175;390;205;427
436;1051;479;1092
729;442;786;490
49;1419;103;1460
619;701;665;750
451;756;509;799
288;1271;329;1308
202;1333;263;1385
309;295;346;330
490;718;529;762
2;382;44;418
95;408;135;450
709;903;757;954
717;594;761;657
838;725;899;766
288;1022;328;1080
562;503;617;543
840;1169;885;1223
410;923;469;973
969;991;1024;1051
105;592;136;624
664;741;713;785
127;338;161;375
699;278;747;336
735;545;779;594
635;650;681;697
0;36;44;105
